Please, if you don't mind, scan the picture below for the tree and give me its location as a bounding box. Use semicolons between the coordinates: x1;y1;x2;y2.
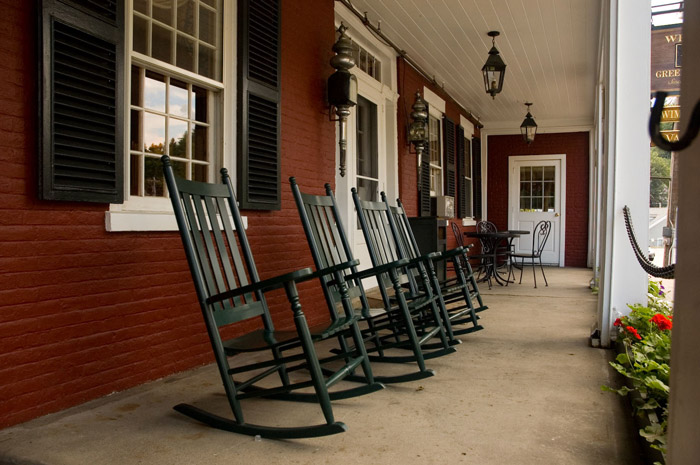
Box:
650;148;671;207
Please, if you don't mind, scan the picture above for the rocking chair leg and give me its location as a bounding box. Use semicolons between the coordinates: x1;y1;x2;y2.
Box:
285;283;335;426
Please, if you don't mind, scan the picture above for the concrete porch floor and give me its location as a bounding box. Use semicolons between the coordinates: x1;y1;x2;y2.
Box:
0;267;644;465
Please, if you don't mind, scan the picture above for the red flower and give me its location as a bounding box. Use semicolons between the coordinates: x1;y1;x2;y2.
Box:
650;313;673;331
613;318;622;327
625;326;642;340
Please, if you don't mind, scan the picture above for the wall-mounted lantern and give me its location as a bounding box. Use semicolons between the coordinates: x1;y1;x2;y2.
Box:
520;102;538;144
407;91;428;184
482;31;506;99
328;23;358;177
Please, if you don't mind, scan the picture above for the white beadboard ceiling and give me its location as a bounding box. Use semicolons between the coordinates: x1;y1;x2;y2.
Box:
343;0;602;132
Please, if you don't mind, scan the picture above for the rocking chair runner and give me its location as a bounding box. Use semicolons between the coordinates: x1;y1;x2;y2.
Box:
351;188;456;362
386;195;485;338
290;178;446;383
162;156;382;439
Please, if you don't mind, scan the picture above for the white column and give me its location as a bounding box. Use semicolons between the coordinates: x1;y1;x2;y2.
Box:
597;0;651;347
667;1;700;461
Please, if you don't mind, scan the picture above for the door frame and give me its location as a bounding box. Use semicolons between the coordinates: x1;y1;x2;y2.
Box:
508;154;567;267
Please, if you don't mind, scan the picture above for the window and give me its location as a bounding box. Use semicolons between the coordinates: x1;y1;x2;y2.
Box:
459;132;473;218
349;39;381;83
428;115;442;197
519;166;556;212
129;0;223;201
355;96;379;203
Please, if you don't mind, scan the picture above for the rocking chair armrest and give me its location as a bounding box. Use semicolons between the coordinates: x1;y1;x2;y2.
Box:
205;260;362;305
345;257;411;281
206;267;315;304
306;259;361;281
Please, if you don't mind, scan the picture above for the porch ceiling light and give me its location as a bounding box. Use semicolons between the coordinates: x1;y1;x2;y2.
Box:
482;31;506;99
328;23;358;177
520;102;538;145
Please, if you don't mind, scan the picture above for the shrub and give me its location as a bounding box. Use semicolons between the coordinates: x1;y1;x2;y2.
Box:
603;281;672;462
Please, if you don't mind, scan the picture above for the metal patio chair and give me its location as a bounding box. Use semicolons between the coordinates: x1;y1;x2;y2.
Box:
290;178;451;383
511;220;552;288
162;156;382;439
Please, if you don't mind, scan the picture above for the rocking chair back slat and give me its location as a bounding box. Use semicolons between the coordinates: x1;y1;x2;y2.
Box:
168;171;266;328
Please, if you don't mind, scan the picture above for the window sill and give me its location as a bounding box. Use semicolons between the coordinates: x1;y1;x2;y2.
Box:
462;218;477;227
105;210;248;232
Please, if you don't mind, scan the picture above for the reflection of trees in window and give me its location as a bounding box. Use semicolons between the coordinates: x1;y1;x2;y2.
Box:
650;147;671;207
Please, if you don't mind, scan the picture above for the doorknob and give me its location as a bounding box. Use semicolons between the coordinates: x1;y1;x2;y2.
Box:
554;212;560;217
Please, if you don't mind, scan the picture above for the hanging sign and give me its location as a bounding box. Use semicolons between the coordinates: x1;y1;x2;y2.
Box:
651;26;682;92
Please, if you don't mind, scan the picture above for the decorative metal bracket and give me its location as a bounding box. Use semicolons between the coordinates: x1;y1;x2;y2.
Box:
650;91;700;151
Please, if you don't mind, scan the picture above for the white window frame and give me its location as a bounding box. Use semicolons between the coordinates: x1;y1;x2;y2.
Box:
428;114;443;197
423;87;445;198
106;0;237;232
460;114;476;225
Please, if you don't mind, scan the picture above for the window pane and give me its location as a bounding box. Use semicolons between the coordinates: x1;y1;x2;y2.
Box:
532;167;544;181
201;0;216;7
520;182;531;197
134;0;148;14
130;109;141;150
356;178;378;202
193;86;207;122
131;66;142;106
520;166;531;181
132;14;149;55
143;113;165;153
532;197;543;211
356;96;377;179
177;0;195;36
544;197;555;212
130;154;141;196
465;138;472;178
144;156;166;196
168;118;188;158
520;197;531;211
152;0;173;25
199;5;217;45
193;124;208;161
198;44;216;79
543;166;555;180
169;79;188;117
152;23;173;64
543;181;555;197
194;163;208;182
144;71;166;111
176;34;195;72
532;181;543;196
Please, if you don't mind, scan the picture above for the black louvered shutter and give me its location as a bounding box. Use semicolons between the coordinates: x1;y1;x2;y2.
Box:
457;125;472;219
443;116;456;198
237;0;281;210
419;102;431;217
39;0;124;203
472;137;482;219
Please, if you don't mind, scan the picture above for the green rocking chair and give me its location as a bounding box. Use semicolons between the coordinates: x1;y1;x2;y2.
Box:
162;156;382;439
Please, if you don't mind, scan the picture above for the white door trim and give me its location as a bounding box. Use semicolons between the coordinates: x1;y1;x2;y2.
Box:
508;154;567;267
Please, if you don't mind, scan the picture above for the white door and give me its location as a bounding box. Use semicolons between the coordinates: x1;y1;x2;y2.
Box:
508;155;566;266
335;92;386;287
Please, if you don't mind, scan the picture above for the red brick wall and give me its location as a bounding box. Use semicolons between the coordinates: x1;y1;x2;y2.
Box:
396;59;481;252
486;132;590;267
0;0;335;428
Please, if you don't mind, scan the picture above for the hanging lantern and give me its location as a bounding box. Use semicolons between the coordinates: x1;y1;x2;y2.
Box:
520;102;538;144
482;31;506;99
